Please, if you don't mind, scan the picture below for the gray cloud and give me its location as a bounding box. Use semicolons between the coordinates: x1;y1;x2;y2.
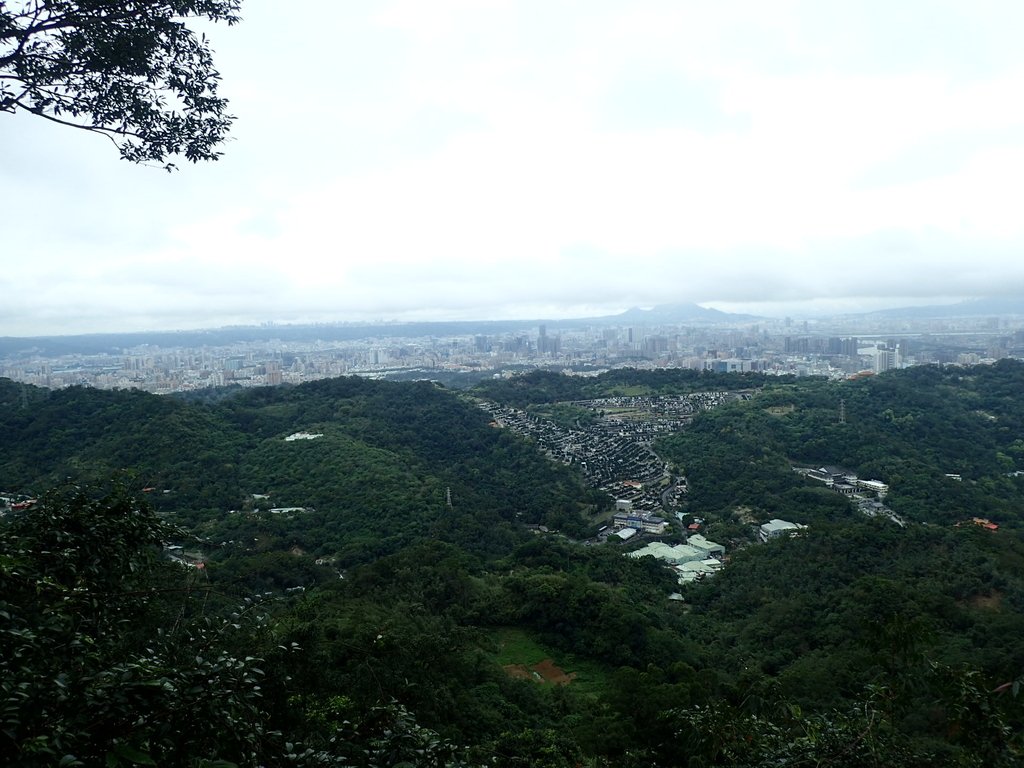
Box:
4;1;1024;335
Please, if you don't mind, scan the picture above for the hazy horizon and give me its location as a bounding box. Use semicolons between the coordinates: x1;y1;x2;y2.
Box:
0;295;991;340
5;2;1024;336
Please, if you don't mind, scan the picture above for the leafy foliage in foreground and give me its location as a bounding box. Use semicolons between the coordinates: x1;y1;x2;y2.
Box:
4;486;1022;767
0;484;271;766
0;0;240;165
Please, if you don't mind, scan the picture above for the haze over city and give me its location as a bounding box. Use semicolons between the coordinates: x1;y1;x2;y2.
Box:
4;0;1024;336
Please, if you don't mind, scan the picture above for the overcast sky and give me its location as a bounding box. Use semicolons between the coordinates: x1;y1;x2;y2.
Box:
4;0;1024;336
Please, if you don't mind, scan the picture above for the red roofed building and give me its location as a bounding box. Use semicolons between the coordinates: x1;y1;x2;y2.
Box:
971;517;999;531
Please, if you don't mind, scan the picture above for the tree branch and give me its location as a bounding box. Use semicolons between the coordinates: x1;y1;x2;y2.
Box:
12;93;136;147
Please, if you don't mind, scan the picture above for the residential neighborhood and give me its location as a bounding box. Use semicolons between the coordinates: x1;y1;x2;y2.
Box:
477;392;739;515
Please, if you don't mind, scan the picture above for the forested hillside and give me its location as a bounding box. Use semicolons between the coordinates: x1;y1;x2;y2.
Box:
0;376;595;565
658;359;1024;526
473;367;770;406
2;366;1023;766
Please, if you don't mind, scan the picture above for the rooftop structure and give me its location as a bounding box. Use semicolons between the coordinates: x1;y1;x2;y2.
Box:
686;533;725;557
759;518;807;542
857;479;889;497
284;432;324;441
628;542;706;564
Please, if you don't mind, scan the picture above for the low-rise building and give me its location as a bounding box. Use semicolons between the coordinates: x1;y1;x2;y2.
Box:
857;479;889;497
628;542;705;564
759;518;806;542
806;468;834;486
613;512;642;529
613;511;667;534
641;516;667;534
686;533;725;557
675;559;721;582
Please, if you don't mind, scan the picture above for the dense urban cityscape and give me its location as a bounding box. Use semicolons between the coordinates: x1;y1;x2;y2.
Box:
3;305;1024;393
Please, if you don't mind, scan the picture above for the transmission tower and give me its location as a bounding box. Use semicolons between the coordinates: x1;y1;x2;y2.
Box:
839;398;846;425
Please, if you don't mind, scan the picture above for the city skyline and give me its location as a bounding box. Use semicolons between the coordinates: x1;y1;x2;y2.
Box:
3;304;1017;396
5;1;1024;336
2;294;1021;344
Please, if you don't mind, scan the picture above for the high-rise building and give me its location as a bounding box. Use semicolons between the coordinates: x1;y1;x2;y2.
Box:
265;361;283;386
874;345;897;373
537;324;560;356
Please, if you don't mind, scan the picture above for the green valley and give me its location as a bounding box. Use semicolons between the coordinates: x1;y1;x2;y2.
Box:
2;364;1023;766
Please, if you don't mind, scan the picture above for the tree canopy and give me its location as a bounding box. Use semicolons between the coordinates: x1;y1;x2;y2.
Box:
0;0;240;165
5;367;1024;764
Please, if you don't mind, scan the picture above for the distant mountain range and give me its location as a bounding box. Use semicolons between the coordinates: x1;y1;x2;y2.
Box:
6;298;1023;358
588;302;761;326
861;297;1024;319
0;302;759;356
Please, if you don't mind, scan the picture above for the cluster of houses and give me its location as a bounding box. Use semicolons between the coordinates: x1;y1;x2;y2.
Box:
625;513;811;585
478;400;666;503
801;466;889;497
476;395;854;588
796;465;905;526
603;479;663;515
569;392;732;426
478;393;735;514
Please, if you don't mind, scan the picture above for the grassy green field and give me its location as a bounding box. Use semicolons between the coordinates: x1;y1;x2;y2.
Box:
605;385;653;396
487;627;611;696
